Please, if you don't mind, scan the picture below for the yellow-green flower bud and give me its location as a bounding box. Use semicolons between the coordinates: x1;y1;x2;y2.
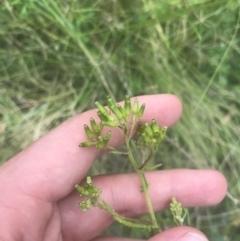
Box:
79;141;94;147
151;119;160;134
102;113;116;122
132;98;139;114
87;176;92;185
96;142;105;149
90;117;98;133
75;184;84;193
137;104;145;118
107;97;116;109
80;200;91;211
102;131;111;147
90;117;103;136
97;136;103;142
117;105;125;116
95;101;108;115
150;138;157;146
105;131;111;140
144;123;153;137
142;133;151;144
160;126;167;139
84;124;95;139
102;119;117;127
124;95;131;117
97;111;109;122
110;105;123;120
155;126;167;142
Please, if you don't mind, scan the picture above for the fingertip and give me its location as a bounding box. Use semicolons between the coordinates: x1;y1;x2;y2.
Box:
159;94;183;126
194;169;227;206
150;169;227;208
149;226;208;241
139;94;183;127
207;170;228;205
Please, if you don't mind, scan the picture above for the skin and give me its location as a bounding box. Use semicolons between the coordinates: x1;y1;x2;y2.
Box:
0;94;227;241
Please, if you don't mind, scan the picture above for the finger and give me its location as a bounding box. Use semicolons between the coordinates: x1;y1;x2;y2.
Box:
92;237;144;241
149;226;208;241
0;94;182;202
90;227;209;241
58;169;227;240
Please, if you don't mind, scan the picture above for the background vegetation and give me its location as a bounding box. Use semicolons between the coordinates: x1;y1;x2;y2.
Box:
1;0;240;240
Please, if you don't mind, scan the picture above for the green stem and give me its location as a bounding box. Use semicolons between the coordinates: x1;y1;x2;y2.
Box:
125;137;159;233
107;146;128;155
138;151;154;170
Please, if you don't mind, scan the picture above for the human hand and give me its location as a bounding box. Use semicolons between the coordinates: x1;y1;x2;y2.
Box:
0;94;227;241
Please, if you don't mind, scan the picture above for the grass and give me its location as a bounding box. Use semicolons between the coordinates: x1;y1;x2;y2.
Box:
1;0;240;239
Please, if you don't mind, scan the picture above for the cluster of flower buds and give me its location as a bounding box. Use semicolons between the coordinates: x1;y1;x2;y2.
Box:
79;117;111;149
96;95;145;127
75;177;102;212
79;96;146;149
170;197;188;226
136;119;167;148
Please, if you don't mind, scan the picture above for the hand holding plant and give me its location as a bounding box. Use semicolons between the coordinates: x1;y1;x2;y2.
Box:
0;95;227;241
76;95;183;233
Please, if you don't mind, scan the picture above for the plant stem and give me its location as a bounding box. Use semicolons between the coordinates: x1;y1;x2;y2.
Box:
138;151;154;170
125;137;159;233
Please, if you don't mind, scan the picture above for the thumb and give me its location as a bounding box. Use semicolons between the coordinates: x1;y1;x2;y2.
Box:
149;227;208;241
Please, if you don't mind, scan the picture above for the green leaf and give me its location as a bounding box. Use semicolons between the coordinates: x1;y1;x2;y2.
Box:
142;163;162;171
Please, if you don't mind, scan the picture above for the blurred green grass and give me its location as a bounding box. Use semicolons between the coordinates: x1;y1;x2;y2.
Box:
1;0;240;239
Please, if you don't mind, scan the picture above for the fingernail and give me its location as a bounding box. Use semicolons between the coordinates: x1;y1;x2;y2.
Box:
177;232;208;241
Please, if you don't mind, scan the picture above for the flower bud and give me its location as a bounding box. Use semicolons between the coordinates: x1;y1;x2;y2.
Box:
97;111;109;122
132;98;139;114
80;200;91;211
160;126;167;139
86;176;93;185
105;131;111;140
137;104;145;118
75;184;84;193
155;126;167;142
142;133;151;144
84;124;95;139
96;142;105;149
151;119;160;134
97;136;103;142
117;105;125;116
79;141;94;147
124;95;131;117
110;105;123;120
102;131;111;147
144;123;153;137
95;101;108;115
107;96;116;109
90;117;98;133
102;119;118;127
90;117;103;136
